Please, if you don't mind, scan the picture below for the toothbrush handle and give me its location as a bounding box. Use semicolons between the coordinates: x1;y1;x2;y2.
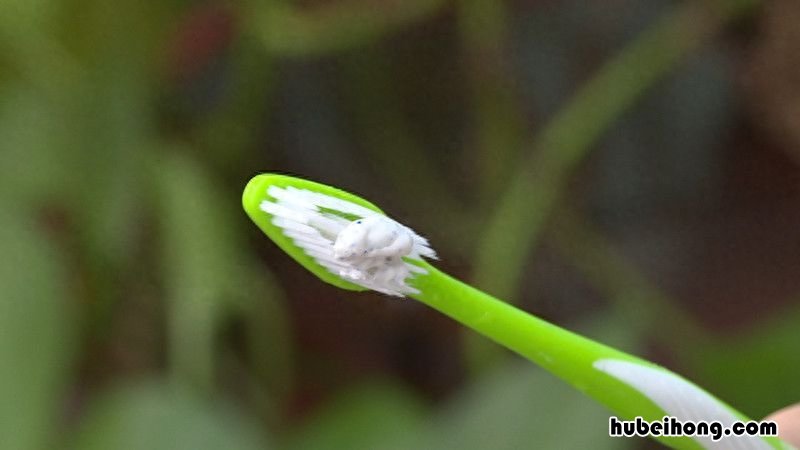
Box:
412;267;645;408
410;267;785;450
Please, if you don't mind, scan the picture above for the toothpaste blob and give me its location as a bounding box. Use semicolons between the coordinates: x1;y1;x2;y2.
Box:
258;184;436;296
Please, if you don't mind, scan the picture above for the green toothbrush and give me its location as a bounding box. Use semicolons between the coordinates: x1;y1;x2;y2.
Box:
242;173;789;450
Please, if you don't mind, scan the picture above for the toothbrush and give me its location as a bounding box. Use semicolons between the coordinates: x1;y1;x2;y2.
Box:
242;173;789;450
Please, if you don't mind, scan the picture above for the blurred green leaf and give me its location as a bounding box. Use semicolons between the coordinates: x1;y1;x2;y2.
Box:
289;315;640;450
686;306;800;419
156;149;238;392
192;35;276;172
156;149;292;400
0;83;69;205
435;315;639;450
230;265;294;424
249;0;446;56
288;381;429;450
72;381;269;450
59;0;165;276
0;0;55;30
0;0;79;93
70;60;151;268
456;0;525;203
433;363;635;450
0;210;74;450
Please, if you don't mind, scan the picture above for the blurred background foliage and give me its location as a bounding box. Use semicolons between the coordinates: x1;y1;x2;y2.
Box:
1;0;799;448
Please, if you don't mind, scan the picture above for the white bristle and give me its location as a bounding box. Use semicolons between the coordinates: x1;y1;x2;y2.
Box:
260;201;309;224
267;186;317;211
307;215;347;241
292;239;336;257
285;186;380;218
260;185;436;297
271;217;317;234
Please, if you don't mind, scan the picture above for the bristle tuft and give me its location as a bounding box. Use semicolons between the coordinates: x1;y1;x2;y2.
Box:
260;185;435;297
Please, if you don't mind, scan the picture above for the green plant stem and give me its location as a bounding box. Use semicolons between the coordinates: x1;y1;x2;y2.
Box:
456;0;525;203
472;0;760;303
551;207;708;349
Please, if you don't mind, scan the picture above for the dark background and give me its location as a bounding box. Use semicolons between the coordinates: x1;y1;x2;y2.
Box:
1;0;798;448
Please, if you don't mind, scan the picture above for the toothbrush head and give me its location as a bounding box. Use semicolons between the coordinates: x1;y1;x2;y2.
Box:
242;174;437;296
